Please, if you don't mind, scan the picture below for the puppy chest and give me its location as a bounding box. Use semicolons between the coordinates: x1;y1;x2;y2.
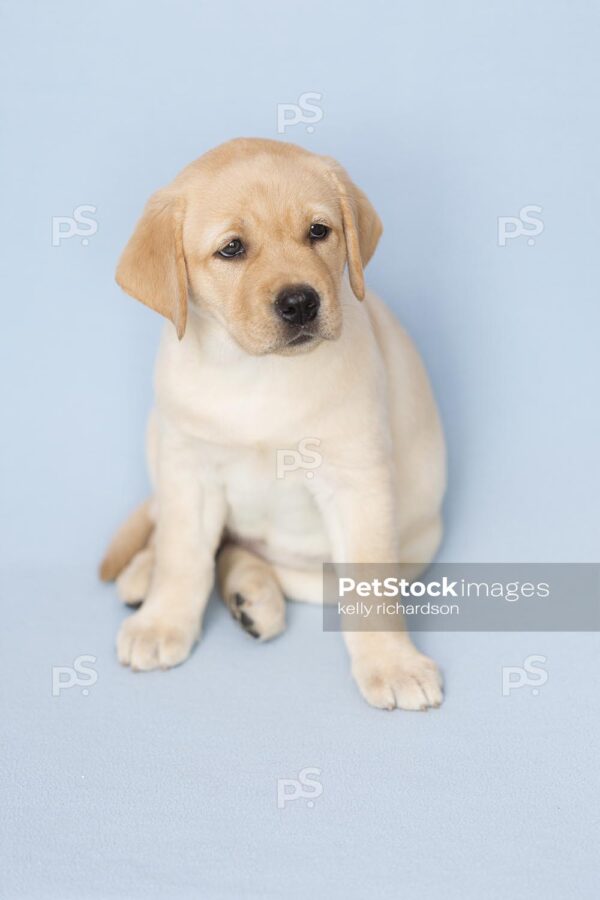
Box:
221;456;325;545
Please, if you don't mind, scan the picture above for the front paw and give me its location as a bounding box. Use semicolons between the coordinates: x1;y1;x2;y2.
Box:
117;610;197;671
352;650;443;711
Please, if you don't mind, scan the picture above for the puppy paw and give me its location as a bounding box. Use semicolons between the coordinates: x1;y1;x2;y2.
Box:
227;582;285;642
117;610;196;671
352;651;443;711
116;547;154;606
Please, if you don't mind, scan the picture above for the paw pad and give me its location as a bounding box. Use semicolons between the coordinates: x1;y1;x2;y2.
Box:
229;594;261;638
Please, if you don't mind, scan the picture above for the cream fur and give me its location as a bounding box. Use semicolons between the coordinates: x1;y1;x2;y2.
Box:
102;138;446;711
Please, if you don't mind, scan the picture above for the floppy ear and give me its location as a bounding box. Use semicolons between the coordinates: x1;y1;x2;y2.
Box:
116;190;188;339
329;164;383;301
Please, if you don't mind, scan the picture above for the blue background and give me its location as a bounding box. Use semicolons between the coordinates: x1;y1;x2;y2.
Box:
1;1;598;898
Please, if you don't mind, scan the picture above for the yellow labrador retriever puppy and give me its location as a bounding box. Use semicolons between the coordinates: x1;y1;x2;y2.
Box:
100;138;446;710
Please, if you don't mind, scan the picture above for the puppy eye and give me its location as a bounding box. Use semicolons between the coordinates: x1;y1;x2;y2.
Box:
309;223;330;241
218;238;245;258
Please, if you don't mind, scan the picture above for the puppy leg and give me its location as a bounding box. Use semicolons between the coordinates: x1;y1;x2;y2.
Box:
315;462;443;711
397;514;443;581
116;543;155;606
117;425;226;671
217;544;286;641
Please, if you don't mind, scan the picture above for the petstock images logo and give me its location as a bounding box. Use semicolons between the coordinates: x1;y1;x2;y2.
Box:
322;563;600;632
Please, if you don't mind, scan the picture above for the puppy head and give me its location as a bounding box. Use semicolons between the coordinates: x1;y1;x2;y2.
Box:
116;138;382;355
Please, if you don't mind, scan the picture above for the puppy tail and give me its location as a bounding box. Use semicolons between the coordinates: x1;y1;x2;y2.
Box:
99;499;154;582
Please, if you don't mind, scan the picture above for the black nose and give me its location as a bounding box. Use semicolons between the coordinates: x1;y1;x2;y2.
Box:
275;285;320;326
